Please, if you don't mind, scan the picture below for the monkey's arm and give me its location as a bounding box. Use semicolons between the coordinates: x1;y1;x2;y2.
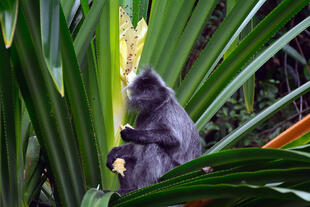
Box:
121;126;180;147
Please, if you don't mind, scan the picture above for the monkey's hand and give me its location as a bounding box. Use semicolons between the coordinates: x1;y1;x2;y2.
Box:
107;146;123;170
120;123;133;131
107;144;135;171
120;127;136;142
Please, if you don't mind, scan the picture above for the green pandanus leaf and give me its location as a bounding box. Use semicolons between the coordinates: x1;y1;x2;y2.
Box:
195;16;310;131
186;0;310;120
132;0;149;28
0;35;22;206
40;0;64;96
81;189;120;207
96;0;122;190
24;136;40;185
0;0;18;48
243;74;255;113
241;19;256;113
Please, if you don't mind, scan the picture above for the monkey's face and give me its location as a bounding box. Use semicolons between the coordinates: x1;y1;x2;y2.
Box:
127;69;169;111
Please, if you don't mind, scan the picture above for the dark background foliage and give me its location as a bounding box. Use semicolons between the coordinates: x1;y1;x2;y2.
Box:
181;1;310;150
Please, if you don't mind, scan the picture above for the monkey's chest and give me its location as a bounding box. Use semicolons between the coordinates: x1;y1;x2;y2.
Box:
133;144;145;156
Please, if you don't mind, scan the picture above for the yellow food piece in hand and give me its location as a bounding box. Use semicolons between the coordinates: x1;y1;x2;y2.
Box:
119;7;148;86
112;158;126;177
120;123;134;131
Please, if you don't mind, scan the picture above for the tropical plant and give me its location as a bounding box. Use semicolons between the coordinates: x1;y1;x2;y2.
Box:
0;0;310;207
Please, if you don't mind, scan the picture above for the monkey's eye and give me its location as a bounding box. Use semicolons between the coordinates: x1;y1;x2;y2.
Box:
145;85;153;90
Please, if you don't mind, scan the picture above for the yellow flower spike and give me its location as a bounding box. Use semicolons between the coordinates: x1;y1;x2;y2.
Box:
119;38;128;83
132;18;147;73
116;7;148;145
119;7;148;86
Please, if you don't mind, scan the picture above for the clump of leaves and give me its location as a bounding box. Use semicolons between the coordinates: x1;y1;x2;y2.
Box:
200;78;298;149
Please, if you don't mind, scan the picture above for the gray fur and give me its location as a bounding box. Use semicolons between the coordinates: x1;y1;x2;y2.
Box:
107;68;201;195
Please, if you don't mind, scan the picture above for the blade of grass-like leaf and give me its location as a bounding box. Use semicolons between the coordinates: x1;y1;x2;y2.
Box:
40;0;64;96
84;47;107;186
26;0;91;194
222;0;239;59
241;19;255;113
0;116;6;206
243;74;255;113
117;169;233;203
114;184;310;207
0;35;22;207
23;137;45;206
149;0;185;71
80;0;89;15
153;0;196;76
286;144;310;153
60;6;101;188
117;165;310;204
23;160;45;205
179;168;310;187
96;0;119;190
162;0;218;85
15;3;86;205
176;0;265;105
79;0;108;186
132;0;149;27
240;180;310;207
74;0;106;65
195;16;310;130
23;136;40;186
186;0;310;120
152;0;197;76
0;0;18;48
282;132;310;149
282;44;307;66
60;0;74;22
206;81;310;154
162;148;310;180
67;0;81;27
138;0;170;70
21;102;31;156
13;27;78;207
39;183;56;206
226;0;238;14
81;189;120;207
109;0;123;140
238;199;309;207
0;108;1;205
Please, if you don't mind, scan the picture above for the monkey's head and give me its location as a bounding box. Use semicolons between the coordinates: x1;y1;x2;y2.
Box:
126;68;173;112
